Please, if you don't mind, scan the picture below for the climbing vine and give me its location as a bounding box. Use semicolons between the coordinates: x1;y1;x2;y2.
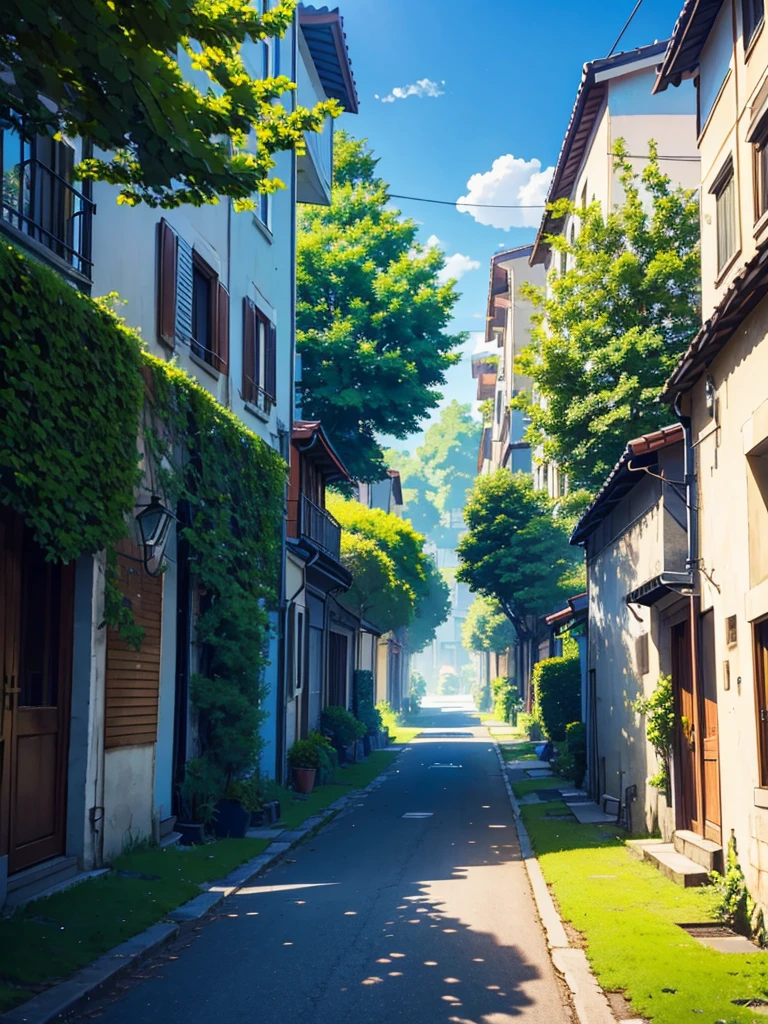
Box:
1;241;287;788
633;674;676;794
143;355;286;783
0;242;143;562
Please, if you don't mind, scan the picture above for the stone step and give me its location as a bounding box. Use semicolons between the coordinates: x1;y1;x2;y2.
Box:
673;829;723;873
626;839;709;887
6;855;80;906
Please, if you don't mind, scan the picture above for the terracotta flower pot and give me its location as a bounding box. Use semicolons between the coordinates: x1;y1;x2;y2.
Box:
293;767;317;795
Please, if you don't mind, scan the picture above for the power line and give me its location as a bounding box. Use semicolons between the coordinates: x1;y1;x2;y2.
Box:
607;0;645;58
389;153;700;211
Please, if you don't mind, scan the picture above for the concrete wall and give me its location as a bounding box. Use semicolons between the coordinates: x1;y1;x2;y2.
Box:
685;292;768;908
585;452;686;835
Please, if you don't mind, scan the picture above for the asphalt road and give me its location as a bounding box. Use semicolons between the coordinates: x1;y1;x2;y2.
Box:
76;698;572;1023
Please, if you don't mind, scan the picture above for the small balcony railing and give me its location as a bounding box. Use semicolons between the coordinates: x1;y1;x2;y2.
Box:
300;494;341;560
1;157;94;278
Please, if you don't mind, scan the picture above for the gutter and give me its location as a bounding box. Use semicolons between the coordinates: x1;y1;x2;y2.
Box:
673;392;698;582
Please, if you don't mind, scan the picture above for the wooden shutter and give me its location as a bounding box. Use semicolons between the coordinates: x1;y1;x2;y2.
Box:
157;219;177;347
265;321;277;402
242;298;256;403
105;541;163;750
215;281;230;374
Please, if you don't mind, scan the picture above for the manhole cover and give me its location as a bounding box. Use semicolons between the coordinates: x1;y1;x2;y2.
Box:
682;923;739;938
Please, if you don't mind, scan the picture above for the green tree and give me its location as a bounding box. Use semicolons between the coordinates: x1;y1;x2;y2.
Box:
456;471;581;641
408;559;451;653
462;596;516;654
385;449;441;538
297;133;464;480
337;533;412;633
517;141;700;492
418;401;480;515
0;0;337;209
329;495;449;641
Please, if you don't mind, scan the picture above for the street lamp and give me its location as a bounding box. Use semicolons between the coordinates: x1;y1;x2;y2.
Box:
135;495;176;576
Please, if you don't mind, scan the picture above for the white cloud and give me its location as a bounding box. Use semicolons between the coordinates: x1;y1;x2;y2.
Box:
456;155;554;230
438;252;481;285
376;78;445;103
472;312;484;319
426;233;441;249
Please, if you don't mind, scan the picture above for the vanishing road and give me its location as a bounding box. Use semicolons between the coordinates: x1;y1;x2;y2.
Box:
73;697;572;1023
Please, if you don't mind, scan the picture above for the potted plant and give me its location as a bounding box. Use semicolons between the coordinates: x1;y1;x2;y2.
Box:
213;775;262;838
288;739;321;794
321;706;367;763
176;758;222;844
307;731;337;785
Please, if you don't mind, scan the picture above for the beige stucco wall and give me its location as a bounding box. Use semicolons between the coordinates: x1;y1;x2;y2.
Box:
587;478;678;835
686;292;768;905
697;0;768;317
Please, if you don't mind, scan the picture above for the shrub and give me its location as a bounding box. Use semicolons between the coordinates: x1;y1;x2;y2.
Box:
321;705;366;751
306;731;338;783
409;671;427;713
177;758;223;825
491;676;521;724
518;711;544;741
288;739;324;771
711;835;756;938
437;668;460;695
376;700;400;736
633;674;675;793
471;679;491;713
565;721;587;787
352;670;381;735
533;656;581;740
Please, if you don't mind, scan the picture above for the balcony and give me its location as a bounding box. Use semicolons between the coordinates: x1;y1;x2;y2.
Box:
1;132;94;281
300;494;341;560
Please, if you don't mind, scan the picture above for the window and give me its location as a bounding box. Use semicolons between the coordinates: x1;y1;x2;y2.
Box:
0;129;94;277
635;633;649;677
191;259;214;363
743;0;765;50
754;122;768;222
242;296;277;412
726;614;738;646
711;158;737;272
754;618;768;786
156;220;229;372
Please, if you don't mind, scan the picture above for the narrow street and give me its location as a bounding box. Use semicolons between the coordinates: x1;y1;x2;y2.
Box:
73;699;571;1024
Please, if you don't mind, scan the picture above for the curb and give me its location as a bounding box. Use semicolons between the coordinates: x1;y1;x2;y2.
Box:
1;755;403;1024
493;743;619;1024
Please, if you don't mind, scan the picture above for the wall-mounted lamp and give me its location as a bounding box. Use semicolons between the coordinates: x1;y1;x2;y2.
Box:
135;495;176;576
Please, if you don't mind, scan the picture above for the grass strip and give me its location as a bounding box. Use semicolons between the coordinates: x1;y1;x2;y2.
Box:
521;794;768;1022
0;837;268;1012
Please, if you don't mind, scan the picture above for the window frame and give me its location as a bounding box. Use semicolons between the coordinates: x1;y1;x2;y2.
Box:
191;253;217;367
242;296;277;412
743;0;765;52
710;156;738;274
754;616;768;787
754;120;768;222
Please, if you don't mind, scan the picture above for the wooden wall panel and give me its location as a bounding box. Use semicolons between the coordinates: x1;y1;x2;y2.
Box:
105;541;163;750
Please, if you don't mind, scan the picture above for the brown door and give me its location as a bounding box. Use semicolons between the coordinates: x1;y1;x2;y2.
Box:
671;619;700;834
328;632;348;707
754;619;768;788
1;509;74;873
700;610;722;844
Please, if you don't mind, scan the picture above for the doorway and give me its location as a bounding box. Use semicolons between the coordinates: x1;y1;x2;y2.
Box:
1;508;74;874
671;619;699;835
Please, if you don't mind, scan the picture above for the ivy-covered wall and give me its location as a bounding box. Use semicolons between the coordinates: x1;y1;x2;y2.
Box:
0;241;287;785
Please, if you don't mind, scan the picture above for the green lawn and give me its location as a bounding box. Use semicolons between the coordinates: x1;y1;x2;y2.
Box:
0;750;399;1014
0;837;268;1012
500;741;537;761
521;784;768;1023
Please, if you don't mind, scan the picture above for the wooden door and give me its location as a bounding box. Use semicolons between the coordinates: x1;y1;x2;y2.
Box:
328;632;348;707
3;511;74;873
671;620;699;834
754;619;768;787
700;610;722;844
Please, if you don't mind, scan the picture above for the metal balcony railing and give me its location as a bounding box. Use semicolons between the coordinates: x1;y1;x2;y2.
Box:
1;158;94;278
300;494;341;560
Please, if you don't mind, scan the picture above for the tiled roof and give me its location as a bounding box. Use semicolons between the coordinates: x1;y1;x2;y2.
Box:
654;0;724;94
299;5;359;113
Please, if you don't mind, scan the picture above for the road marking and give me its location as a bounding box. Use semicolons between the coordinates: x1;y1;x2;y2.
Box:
429;763;463;769
402;812;433;818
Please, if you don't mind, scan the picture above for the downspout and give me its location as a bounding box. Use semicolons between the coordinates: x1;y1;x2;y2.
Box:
673;391;704;834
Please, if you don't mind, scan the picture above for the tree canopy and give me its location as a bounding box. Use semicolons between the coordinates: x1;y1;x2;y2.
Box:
297;133;464;480
462;596;517;654
456;470;582;637
516;141;700;492
387;401;480;545
0;0;337;209
328;495;449;643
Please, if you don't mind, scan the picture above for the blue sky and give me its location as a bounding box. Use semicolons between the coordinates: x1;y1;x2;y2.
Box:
332;0;687;449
